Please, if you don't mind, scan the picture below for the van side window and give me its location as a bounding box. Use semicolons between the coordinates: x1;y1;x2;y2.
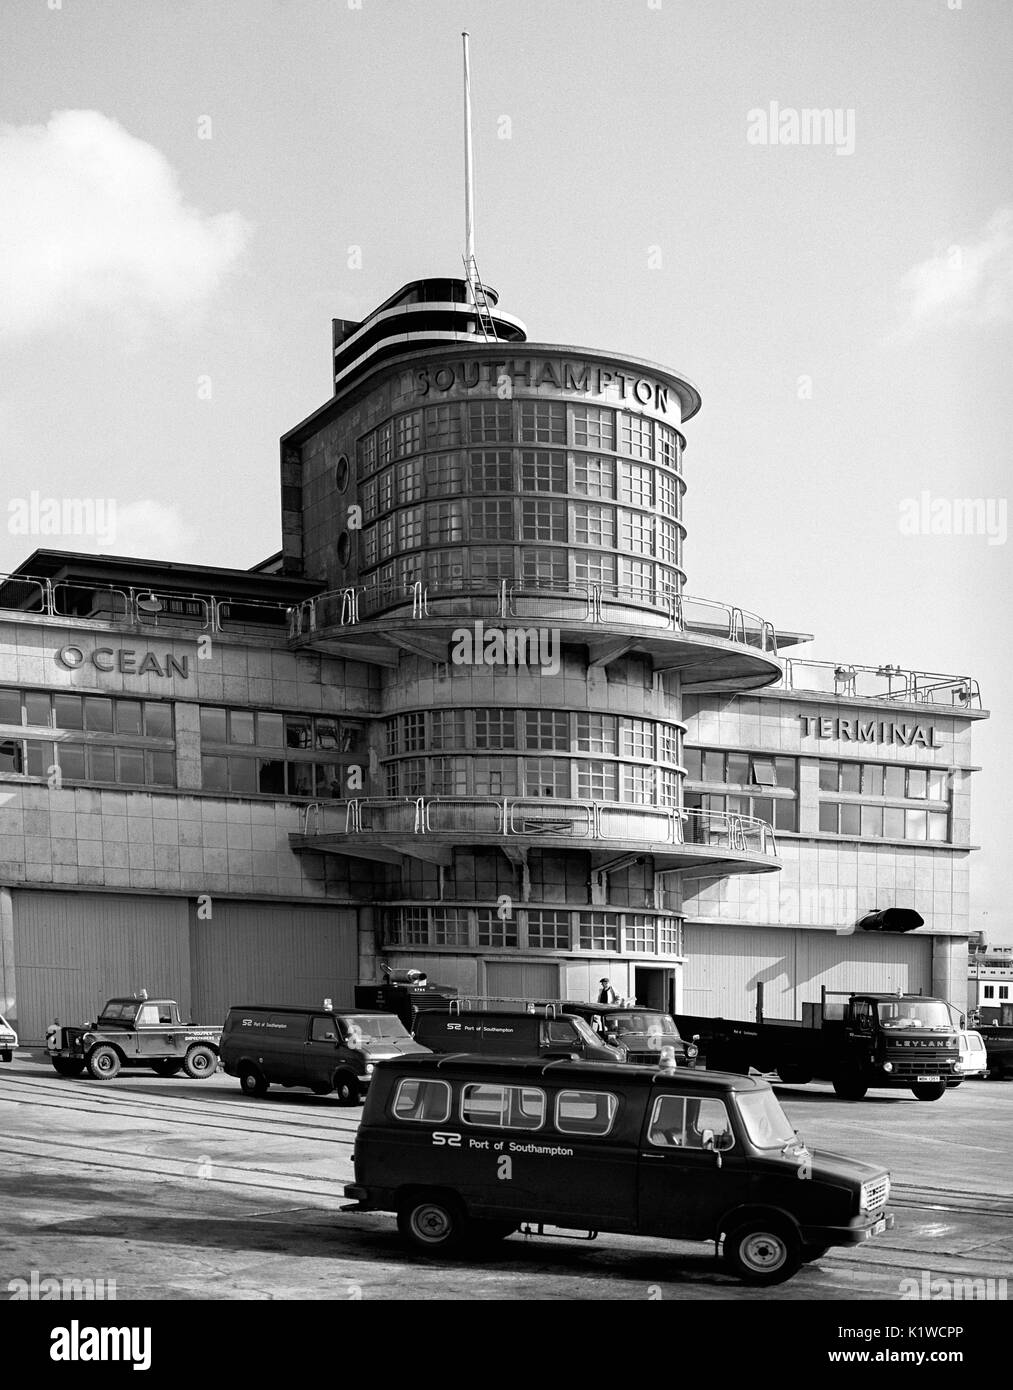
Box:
543;1020;579;1045
311;1017;339;1042
461;1084;545;1130
392;1079;451;1123
648;1095;734;1150
555;1090;619;1136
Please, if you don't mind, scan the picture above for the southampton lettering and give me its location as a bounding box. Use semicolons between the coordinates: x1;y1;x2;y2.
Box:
414;358;671;415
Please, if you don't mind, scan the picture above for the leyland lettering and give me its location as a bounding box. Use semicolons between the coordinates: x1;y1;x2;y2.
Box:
414;358;672;414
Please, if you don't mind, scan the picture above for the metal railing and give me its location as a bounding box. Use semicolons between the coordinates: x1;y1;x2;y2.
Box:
287;579;780;654
296;796;778;857
778;659;982;708
0;573;291;634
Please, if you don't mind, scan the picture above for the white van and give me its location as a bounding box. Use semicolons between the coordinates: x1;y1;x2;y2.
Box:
954;1030;989;1079
0;1012;18;1063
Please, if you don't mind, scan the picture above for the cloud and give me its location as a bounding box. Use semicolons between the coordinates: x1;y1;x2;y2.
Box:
0;110;251;340
893;207;1013;338
104;499;199;560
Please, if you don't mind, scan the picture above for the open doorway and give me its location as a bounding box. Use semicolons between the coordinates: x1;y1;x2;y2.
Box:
635;967;675;1012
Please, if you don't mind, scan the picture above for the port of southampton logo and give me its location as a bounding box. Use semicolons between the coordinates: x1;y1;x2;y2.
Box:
450;621;560;676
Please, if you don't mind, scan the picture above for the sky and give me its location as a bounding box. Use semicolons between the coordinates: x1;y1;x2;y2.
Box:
0;0;1010;940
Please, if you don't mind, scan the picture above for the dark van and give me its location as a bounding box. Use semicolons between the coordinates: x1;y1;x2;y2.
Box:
345;1054;894;1285
220;1006;430;1104
559;1002;698;1067
412;1009;625;1064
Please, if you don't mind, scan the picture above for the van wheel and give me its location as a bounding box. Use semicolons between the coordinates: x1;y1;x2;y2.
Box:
87;1045;122;1080
151;1060;184;1077
239;1066;268;1097
723;1218;802;1285
910;1081;946;1101
832;1073;868;1101
184;1045;217;1078
334;1073;360;1106
397;1194;468;1253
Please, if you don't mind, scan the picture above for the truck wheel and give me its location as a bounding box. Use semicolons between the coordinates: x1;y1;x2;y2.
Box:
776;1066;813;1085
397;1193;469;1253
183;1045;217;1078
151;1060;184;1077
87;1045;121;1080
911;1081;946;1101
723;1217;802;1286
51;1057;85;1078
333;1072;361;1106
832;1073;868;1101
239;1065;268;1097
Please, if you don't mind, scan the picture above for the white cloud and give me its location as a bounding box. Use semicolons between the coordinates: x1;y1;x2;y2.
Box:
0;110;251;340
104;500;199;559
894;207;1013;337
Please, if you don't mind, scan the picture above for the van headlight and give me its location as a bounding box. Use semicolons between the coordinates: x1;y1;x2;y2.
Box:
686;1043;699;1059
365;1063;374;1074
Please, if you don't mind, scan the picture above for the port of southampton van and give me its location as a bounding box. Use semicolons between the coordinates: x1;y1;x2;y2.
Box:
219;1006;430;1104
345;1054;895;1285
412;1009;626;1063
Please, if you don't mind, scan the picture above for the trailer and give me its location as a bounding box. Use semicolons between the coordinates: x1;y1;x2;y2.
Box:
676;984;963;1101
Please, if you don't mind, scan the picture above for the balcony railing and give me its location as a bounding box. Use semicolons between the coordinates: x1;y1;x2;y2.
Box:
777;659;982;709
0;574;292;634
287;579;779;653
296;796;779;857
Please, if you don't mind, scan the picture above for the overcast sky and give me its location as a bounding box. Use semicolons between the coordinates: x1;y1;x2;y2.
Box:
1;0;1010;941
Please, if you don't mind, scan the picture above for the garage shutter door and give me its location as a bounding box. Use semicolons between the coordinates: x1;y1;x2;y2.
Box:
485;960;561;1004
190;901;357;1025
12;891;189;1043
684;925;932;1020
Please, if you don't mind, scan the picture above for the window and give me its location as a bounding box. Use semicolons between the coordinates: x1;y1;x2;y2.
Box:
394;411;422;458
430;756;468;796
358;430;377;477
425;404;462;449
376;421;393;467
520;449;566;493
397;507;424;551
522;548;567;585
525;711;570;750
361;525;378;568
461;1083;544;1129
474;710;517;749
400;713;426;752
618;462;653;508
425;452;464;495
396;458;423;504
523;757;570;798
575;714;617;754
648;1095;733;1150
475;909;518;948
620;718;653;760
377;468;395;514
573;502;615;548
527;909;570;949
576;761;619;800
473;758;517;797
578;912;620;951
471;499;514;540
620;557;654;597
656;423;682;471
622;764;654;804
427;501;463;545
393;1078;452;1123
624;916;656;952
468;401;513;442
620;509;654;555
470;546;514;583
572;405;615;451
656;470;679;518
521;499;566;542
519;401;565;444
432;908;469;945
620;413;654;459
431;710;466;749
429;548;466;589
573;455;615;498
470;450;513;492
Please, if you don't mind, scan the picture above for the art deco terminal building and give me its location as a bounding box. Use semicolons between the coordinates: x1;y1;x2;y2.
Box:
0;277;986;1038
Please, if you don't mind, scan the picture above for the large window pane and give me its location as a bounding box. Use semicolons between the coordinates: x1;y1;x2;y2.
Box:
840;803;861;836
861;763;884;796
0;690;21;724
229;758;257;794
907;769;928;799
25;692;51;726
147;751;175;786
230;710;256;745
91;747;116;782
883;806;905;838
53;695;84;730
839;763;861;794
202;755;228;791
819;802;838;833
117;749;145;783
58;745;86;779
25;740;55;778
83;697;113;732
818;762;838;792
882;766;906;798
144;703;172;738
0;740;23;774
257;712;284;747
116;700;143;736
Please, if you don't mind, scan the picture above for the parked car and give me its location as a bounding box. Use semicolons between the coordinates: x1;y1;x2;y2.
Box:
0;1012;17;1063
47;997;221;1079
219;1005;430;1104
345;1053;894;1286
954;1030;989;1079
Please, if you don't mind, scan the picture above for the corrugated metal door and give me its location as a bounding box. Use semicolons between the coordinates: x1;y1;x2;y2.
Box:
13;890;189;1042
484;960;561;1003
684;924;933;1021
190;901;357;1026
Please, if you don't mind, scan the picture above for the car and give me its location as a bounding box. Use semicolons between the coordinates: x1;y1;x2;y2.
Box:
0;1012;18;1063
219;1005;430;1104
345;1052;895;1286
47;997;221;1079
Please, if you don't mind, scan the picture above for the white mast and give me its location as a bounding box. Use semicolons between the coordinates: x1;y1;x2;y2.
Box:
462;30;476;299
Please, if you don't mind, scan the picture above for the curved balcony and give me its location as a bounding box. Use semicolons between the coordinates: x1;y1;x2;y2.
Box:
289;796;780;876
286;580;782;691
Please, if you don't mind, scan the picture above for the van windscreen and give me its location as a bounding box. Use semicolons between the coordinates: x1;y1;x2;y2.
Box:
340;1014;411;1043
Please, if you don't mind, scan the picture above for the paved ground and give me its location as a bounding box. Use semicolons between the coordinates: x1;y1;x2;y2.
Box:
1;1054;1010;1302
